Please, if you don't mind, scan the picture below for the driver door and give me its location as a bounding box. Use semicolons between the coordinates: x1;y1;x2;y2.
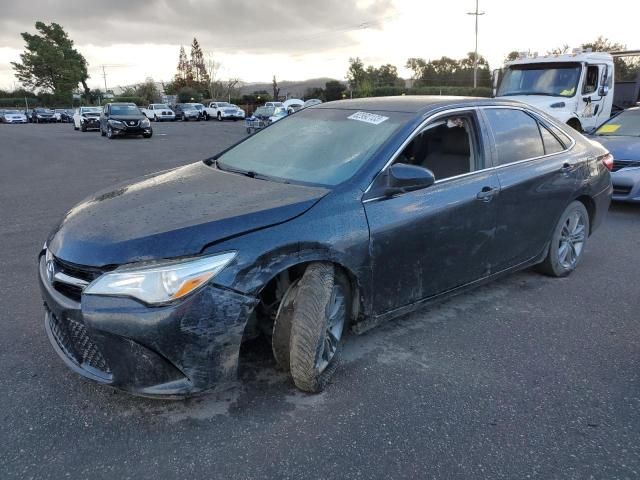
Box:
364;110;500;315
579;64;608;130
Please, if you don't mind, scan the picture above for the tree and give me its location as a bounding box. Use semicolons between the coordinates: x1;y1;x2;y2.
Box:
175;46;193;86
504;51;520;63
347;57;367;91
547;44;570;55
135;78;161;104
272;75;280;101
190;38;209;85
177;86;201;103
581;36;639;82
11;21;90;100
205;51;222;99
324;80;346;101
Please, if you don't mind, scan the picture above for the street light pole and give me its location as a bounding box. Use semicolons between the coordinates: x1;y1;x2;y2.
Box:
467;0;485;89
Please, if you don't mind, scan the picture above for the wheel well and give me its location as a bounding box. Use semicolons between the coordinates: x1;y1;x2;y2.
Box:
575;195;595;234
566;118;583;132
241;261;361;346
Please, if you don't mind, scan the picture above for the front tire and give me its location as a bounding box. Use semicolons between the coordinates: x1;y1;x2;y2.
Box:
288;263;351;393
537;201;589;277
106;126;115;139
217;112;222;121
143;132;153;138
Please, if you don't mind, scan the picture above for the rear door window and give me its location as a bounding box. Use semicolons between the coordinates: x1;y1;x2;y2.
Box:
539;124;565;154
484;108;544;165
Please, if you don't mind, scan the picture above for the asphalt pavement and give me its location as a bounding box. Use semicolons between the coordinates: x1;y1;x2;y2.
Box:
1;122;638;479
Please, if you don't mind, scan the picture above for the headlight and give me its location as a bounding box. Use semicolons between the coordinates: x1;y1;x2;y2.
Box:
84;252;236;304
141;118;150;127
108;119;123;126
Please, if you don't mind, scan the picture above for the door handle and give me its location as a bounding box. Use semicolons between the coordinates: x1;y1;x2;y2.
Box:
476;186;498;202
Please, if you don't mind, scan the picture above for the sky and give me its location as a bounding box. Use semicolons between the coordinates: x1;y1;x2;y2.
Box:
0;0;639;91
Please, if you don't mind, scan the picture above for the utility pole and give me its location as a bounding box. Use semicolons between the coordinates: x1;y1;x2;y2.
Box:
102;65;108;93
467;0;485;88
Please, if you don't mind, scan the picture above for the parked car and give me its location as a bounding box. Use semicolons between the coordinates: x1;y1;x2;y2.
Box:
99;102;152;139
186;102;206;120
31;108;56;123
1;109;28;124
38;96;611;398
173;103;201;121
141;103;176;122
264;101;283;108
589;107;640;202
53;109;69;122
60;109;74;123
269;106;289;123
303;99;323;108
283;98;304;114
203;101;245;121
73;106;102;132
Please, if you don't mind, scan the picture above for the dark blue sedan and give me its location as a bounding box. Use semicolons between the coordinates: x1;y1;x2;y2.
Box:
589;107;640;202
39;96;612;397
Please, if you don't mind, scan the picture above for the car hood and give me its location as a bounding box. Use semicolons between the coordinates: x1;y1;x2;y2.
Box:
48;162;329;267
587;135;640;161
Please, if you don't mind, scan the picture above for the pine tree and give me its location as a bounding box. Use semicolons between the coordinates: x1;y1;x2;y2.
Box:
190;38;209;85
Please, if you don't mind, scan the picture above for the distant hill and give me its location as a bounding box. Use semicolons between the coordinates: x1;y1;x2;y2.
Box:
239;78;344;98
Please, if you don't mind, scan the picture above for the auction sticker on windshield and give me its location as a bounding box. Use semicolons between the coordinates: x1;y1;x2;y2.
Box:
348;111;389;125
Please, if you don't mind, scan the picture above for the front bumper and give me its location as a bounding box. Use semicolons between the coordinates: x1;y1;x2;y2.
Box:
81;118;100;130
38;254;257;397
221;112;245;119
4;118;27;123
611;168;640;203
110;122;152;136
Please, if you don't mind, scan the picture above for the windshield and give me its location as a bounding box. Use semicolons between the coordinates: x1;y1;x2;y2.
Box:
217;102;231;107
153;104;169;109
498;63;581;98
595;109;640;137
110;105;141;115
5;110;21;114
81;107;101;114
190;104;204;110
181;104;196;110
217;108;409;186
36;109;53;113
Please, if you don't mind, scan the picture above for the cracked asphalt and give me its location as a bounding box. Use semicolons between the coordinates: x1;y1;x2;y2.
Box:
1;121;639;479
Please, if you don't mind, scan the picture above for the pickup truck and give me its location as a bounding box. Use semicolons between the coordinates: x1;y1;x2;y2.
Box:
141;104;176;122
203;102;245;121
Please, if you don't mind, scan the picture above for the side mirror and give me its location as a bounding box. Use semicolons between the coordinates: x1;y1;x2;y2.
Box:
384;163;435;196
491;69;501;97
598;65;609;97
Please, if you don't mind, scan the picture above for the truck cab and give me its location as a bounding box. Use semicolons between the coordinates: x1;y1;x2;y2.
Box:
495;50;614;132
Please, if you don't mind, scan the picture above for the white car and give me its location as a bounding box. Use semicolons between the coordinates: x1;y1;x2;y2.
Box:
204;102;245;121
269;106;289;124
141;104;176;122
1;109;28;124
264;101;283;108
73;106;102;131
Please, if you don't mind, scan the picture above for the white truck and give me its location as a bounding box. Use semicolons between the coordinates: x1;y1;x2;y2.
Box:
494;50;615;132
141;104;176;122
203;102;245;121
494;49;640;132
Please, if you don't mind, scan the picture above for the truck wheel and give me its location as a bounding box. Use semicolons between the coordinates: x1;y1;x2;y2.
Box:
288;263;351;393
217;112;222;121
74;124;79;131
204;112;209;121
154;115;158;122
536;201;589;277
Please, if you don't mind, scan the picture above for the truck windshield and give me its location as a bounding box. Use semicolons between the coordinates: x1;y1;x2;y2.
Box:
216;108;410;186
498;63;581;98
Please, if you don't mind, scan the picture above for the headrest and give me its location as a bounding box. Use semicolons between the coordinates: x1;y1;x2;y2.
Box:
442;127;469;155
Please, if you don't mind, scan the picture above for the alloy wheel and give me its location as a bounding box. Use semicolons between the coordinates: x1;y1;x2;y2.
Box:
315;283;346;373
558;210;586;269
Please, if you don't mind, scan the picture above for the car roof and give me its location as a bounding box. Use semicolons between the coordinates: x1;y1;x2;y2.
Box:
315;96;530;114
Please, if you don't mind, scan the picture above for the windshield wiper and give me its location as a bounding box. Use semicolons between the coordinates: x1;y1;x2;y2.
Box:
215;160;289;183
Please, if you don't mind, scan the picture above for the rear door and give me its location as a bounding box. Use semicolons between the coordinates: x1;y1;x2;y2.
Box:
481;107;578;271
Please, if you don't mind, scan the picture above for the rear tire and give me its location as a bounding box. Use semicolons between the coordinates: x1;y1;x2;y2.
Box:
289;263;351;393
536;201;589;277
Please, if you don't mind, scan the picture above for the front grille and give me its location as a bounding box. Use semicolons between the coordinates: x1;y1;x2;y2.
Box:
50;256;105;302
612;160;640;172
48;309;112;376
613;185;632;196
125;120;139;127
